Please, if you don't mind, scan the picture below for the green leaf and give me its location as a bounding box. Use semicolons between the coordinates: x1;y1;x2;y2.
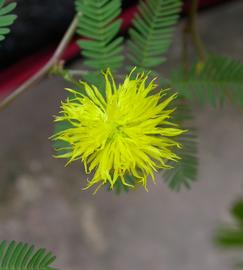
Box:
75;0;124;70
52;121;73;156
107;174;136;194
0;3;16;15
0;1;17;41
127;0;182;69
0;241;56;270
215;229;243;248
215;198;243;251
231;200;243;225
172;55;243;107
162;96;198;191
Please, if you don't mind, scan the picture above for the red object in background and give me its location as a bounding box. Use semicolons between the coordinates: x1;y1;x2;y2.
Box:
0;0;228;95
0;5;137;95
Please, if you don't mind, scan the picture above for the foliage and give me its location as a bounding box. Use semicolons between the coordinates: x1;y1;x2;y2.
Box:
127;0;182;68
0;241;56;270
215;199;243;268
107;174;135;194
0;0;17;41
172;55;243;107
75;0;124;70
162;99;198;191
215;199;243;248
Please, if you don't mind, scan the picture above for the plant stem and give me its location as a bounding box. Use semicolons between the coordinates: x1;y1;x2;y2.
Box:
0;15;79;111
68;69;124;79
188;0;207;62
182;22;190;73
68;69;89;76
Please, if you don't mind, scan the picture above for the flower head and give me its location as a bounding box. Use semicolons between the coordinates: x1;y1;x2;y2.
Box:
52;69;185;192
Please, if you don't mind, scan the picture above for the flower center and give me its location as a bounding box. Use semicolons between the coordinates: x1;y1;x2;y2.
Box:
105;121;126;143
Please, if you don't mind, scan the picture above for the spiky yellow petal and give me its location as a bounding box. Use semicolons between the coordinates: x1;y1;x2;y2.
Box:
52;68;185;192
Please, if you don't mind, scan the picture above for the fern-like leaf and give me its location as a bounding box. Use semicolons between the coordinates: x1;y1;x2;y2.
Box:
127;0;182;68
214;199;243;268
75;0;124;70
0;0;16;41
215;199;243;248
172;55;243;107
162;98;198;191
0;241;56;270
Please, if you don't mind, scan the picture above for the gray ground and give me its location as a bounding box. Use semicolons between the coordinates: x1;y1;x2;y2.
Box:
1;1;243;270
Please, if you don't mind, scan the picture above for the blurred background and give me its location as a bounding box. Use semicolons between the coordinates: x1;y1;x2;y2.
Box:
0;1;243;270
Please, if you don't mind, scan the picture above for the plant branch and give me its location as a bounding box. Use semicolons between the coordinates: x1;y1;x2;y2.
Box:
188;0;207;62
0;15;79;111
182;22;190;73
60;69;124;79
68;69;89;77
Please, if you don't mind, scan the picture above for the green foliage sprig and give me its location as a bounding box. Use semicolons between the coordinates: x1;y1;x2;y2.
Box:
75;0;124;70
162;99;198;191
215;199;243;248
128;0;182;68
0;241;56;270
215;199;243;269
172;55;243;107
0;0;17;41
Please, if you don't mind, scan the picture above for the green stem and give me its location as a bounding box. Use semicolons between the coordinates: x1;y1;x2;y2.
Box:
188;0;207;62
182;22;190;73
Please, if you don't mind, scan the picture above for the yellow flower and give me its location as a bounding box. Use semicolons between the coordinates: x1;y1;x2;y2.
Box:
52;68;185;192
